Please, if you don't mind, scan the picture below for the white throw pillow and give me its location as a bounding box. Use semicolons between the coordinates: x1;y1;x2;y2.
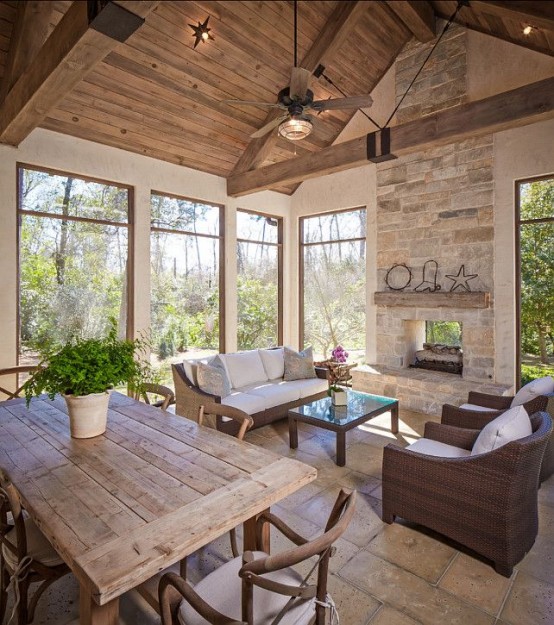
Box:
258;348;285;380
511;375;554;407
222;350;268;389
471;405;532;455
197;356;231;398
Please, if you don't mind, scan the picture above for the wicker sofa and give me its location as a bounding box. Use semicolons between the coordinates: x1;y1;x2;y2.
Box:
172;348;329;435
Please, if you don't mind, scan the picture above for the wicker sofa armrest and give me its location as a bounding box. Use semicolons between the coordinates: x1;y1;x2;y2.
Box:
423;422;480;450
467;391;512;409
172;363;221;422
441;404;502;429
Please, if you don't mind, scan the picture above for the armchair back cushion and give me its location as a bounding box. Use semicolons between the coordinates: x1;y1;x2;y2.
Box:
259;347;285;380
511;375;554;407
471;405;531;455
220;351;268;389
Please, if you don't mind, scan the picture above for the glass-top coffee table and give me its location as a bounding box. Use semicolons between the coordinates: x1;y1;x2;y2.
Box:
288;390;399;466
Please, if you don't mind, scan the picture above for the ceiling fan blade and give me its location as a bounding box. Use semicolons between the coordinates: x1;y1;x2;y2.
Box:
310;94;374;112
221;99;284;108
289;67;311;100
250;114;289;139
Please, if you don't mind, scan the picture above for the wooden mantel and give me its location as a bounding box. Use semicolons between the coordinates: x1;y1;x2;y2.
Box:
374;291;490;308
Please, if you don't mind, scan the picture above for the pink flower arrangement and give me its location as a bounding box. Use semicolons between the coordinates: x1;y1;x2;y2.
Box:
331;345;349;363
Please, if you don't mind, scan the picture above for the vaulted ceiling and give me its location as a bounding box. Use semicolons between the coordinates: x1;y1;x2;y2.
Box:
0;1;553;196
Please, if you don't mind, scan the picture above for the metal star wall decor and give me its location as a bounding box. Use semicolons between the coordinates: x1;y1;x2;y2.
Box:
189;16;214;49
445;265;478;292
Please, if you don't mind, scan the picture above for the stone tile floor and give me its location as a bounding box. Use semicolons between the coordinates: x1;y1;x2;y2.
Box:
8;408;554;624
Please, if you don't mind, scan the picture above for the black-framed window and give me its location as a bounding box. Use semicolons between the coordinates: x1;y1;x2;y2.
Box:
236;209;283;350
516;175;554;386
17;164;132;365
150;191;224;383
300;207;366;361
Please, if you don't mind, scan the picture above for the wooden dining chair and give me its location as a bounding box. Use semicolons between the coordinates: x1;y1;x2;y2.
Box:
159;488;357;625
135;383;176;410
0;366;40;401
0;468;70;624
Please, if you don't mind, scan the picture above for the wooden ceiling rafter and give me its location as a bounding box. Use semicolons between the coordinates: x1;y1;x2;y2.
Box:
227;76;554;196
471;1;554;32
0;0;159;146
385;0;436;42
230;1;373;176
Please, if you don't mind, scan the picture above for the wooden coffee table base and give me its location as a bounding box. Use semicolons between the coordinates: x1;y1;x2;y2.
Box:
289;401;399;467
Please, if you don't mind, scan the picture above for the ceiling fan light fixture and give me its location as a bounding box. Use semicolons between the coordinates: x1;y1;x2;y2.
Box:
278;116;313;141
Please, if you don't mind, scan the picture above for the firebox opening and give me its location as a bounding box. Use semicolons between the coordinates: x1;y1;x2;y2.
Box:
411;321;463;375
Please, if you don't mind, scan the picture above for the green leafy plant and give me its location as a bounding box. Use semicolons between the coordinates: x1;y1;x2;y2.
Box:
24;322;150;405
327;384;345;396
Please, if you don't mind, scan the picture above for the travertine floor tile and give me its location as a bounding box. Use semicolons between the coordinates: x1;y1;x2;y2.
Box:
339;550;495;625
516;534;554;586
500;571;554;625
341;442;385;477
368;523;456;583
369;605;422;625
325;573;381;625
538;476;554;508
438;553;513;615
336;469;382;495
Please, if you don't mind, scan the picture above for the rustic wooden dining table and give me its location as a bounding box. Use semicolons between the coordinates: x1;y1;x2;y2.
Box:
0;392;317;625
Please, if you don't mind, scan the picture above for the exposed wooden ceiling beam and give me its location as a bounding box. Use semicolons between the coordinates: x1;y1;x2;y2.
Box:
231;1;370;175
0;1;159;146
471;1;554;32
0;1;55;103
385;1;436;42
227;76;554;196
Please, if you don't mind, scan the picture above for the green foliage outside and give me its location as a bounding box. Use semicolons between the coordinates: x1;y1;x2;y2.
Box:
521;363;554;386
237;276;278;350
519;180;554;376
425;321;462;346
23;321;149;402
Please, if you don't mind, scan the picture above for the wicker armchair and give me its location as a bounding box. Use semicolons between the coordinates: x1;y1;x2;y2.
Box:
0;469;70;624
382;412;552;577
159;489;356;625
442;392;553;482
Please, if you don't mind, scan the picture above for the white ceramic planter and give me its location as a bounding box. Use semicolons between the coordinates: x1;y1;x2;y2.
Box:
331;389;347;406
64;392;110;438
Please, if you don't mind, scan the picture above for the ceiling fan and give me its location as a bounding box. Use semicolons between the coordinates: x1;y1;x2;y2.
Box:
221;2;373;141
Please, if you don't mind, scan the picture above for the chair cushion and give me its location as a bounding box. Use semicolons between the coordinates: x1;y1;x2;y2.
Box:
236;382;301;410
471;405;532;456
406;439;471;458
281;378;329;398
178;552;316;625
221;392;267;415
459;403;498;412
259;348;285;380
2;517;63;569
197;356;231;398
221;351;269;389
283;346;316;381
511;375;554;407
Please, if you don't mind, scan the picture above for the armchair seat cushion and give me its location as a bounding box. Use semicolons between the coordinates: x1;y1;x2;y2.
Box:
2;518;63;569
459;403;498;412
178;552;317;625
406;438;471;458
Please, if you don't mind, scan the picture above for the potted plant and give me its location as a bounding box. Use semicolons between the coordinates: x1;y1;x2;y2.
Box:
328;384;347;406
24;323;149;439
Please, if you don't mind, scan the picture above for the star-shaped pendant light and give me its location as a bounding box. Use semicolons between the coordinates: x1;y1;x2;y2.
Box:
189;16;214;49
445;265;478;292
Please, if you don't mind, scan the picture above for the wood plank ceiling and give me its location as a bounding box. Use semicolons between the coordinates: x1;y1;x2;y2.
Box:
0;1;552;195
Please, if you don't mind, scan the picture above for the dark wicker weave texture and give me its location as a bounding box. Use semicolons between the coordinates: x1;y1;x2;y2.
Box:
382;412;552;577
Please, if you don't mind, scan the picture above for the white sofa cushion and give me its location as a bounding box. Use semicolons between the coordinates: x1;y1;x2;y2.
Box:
281;377;329;398
237;382;301;410
197;356;231;398
407;439;471;458
259;348;285;380
511;375;554;407
220;351;268;389
471;405;532;455
459;403;498;412
283;346;316;381
221;391;267;415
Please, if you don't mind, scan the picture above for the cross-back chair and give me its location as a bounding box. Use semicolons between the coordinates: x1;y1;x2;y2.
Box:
0;468;70;624
0;366;40;401
135;382;176;410
159;488;357;625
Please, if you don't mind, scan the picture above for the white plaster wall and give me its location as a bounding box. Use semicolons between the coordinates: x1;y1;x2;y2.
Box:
0;128;291;368
493;117;554;387
467;30;554;102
